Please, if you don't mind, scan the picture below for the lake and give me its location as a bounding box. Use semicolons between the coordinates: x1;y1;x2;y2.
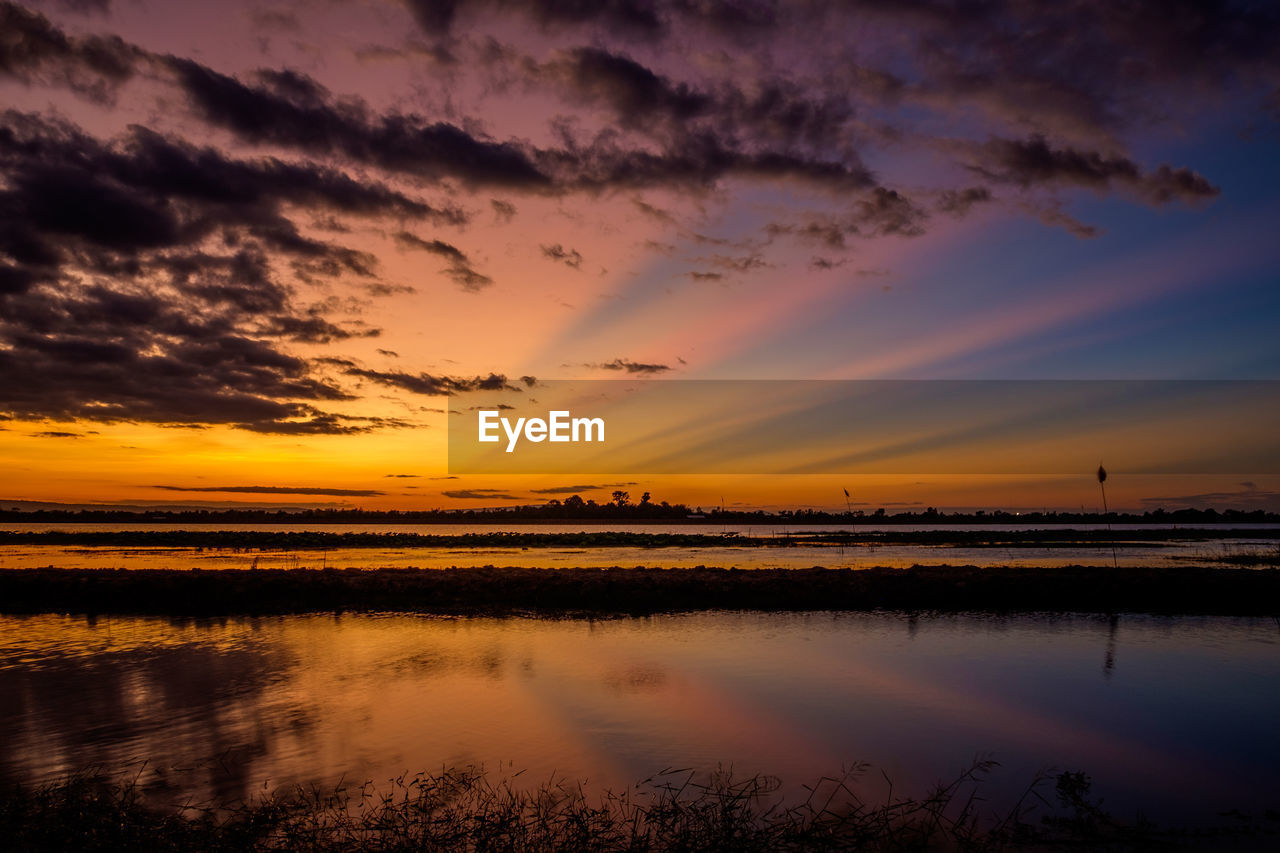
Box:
2;610;1277;826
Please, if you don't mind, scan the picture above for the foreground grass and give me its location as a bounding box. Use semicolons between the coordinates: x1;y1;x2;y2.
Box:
2;564;1278;617
3;763;1274;852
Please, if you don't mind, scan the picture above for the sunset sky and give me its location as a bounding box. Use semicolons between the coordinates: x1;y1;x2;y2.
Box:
2;0;1278;512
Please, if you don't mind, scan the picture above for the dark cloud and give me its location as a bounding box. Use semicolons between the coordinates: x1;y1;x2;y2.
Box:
456;1;1272;219
165;56;554;190
170;54;876;195
0;111;449;253
490;198;516;222
828;0;1280;150
768;187;928;250
1139;486;1280;511
394;230;494;291
442;488;524;500
403;0;792;42
395;231;466;262
546;46;853;153
937;187;993;217
8;0;1270;221
530;482;637;494
587;358;671;375
313;356;357;368
973;135;1219;205
548;46;711;128
849;187;929;237
4;8;879;200
155;485;386;496
0;1;141;103
1026;200;1101;239
404;0;665;38
541;243;583;269
260;313;380;345
632;198;676;223
1;0;1270;446
232;413;412;435
32;430;85;438
0;303;355;431
0;111;447;431
365;282;416;297
562;130;875;193
706;252;767;272
384;473;420;478
345;368;521;395
442;264;494;292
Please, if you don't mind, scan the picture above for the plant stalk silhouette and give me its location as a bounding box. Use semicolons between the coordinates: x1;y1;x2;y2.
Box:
1098;465;1117;569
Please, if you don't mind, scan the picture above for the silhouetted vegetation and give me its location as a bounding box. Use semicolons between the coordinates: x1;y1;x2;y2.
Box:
2;528;1279;550
1200;545;1280;568
2;762;1275;851
1;504;1276;525
2;565;1276;617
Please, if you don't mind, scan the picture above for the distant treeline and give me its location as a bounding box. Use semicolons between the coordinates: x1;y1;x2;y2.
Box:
1;503;1276;525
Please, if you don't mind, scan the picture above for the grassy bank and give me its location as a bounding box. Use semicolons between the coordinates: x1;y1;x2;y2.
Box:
2;763;1274;852
1;565;1277;616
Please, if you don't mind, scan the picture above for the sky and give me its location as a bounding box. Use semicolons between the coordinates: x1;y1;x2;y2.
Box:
1;0;1278;512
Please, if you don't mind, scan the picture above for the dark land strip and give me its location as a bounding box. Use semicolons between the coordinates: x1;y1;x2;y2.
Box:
2;565;1277;617
3;528;1280;549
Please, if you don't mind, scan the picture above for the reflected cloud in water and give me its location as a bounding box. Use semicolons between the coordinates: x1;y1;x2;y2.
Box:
1;612;1277;822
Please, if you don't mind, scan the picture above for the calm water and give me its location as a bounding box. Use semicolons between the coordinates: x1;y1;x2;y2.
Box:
2;612;1277;824
2;522;1276;570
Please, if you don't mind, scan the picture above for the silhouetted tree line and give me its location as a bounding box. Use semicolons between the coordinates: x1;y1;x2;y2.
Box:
0;498;1275;525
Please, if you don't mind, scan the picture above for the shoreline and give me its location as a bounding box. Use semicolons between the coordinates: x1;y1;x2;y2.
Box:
4;528;1280;548
2;564;1277;617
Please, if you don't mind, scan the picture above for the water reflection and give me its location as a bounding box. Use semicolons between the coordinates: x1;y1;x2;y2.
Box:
0;540;1251;571
1;612;1277;824
0;618;309;802
1103;614;1119;679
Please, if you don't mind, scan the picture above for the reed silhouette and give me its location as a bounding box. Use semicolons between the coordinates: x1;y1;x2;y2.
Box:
1097;465;1117;569
3;761;1271;852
